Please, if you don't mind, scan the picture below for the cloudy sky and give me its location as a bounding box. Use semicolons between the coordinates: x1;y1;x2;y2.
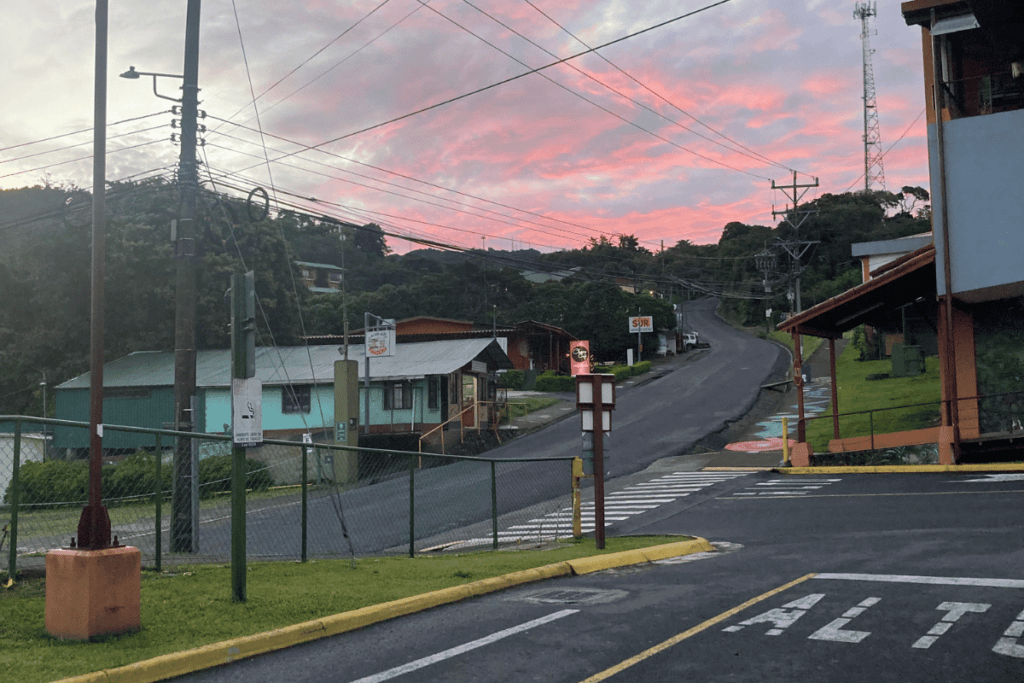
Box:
1;0;931;253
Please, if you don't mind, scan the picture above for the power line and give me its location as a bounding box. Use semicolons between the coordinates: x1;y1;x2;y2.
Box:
0;111;169;153
225;1;735;173
519;0;799;175
425;0;769;180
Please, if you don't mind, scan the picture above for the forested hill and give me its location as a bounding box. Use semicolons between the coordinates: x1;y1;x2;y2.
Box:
0;180;929;415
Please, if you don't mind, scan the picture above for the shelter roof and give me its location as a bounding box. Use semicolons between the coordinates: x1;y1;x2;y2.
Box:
778;245;936;339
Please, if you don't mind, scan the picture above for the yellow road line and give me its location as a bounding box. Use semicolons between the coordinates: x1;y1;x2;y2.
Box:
579;573;817;682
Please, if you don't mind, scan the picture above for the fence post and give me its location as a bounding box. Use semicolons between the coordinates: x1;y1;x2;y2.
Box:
869;412;875;451
301;445;308;563
491;461;498;550
155;434;162;572
408;455;415;558
7;420;21;579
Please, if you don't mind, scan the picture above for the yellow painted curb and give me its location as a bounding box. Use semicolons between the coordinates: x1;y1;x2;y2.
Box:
781;463;1024;475
53;539;713;683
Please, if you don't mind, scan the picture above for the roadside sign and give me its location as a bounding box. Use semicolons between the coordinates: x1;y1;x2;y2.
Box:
570;341;591;375
629;316;653;333
231;378;263;446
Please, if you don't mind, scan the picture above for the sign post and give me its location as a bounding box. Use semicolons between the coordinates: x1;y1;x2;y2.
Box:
629;315;653;363
576;373;615;549
230;271;259;602
363;313;395;434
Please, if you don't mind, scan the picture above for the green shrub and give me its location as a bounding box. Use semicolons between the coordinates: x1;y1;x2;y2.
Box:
632;361;652;376
4;451;273;508
5;459;88;508
535;374;574;392
499;369;524;390
104;450;172;502
197;454;273;497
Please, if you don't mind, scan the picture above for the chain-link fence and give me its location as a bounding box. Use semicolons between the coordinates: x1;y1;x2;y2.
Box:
1;417;576;577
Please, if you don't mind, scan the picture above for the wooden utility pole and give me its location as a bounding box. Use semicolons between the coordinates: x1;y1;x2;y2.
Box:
171;0;202;553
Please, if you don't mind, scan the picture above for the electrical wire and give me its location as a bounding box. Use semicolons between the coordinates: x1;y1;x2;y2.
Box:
225;1;735;172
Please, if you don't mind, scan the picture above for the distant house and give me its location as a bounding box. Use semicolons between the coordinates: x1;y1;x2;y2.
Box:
296;261;344;294
309;316;576;375
54;338;513;453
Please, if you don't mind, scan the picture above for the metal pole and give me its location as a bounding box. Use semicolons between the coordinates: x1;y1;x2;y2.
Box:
491;461;498;550
155;434;162;572
408;457;415;558
364;313;370;435
171;0;202;554
8;421;21;577
301;445;308;563
593;378;606;550
230;272;248;602
78;0;111;550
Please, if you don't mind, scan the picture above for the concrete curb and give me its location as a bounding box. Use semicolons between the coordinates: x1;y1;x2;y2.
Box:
55;538;715;683
777;463;1024;475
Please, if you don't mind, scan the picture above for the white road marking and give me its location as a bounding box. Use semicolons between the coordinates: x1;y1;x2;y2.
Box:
813;573;1024;589
807;597;880;643
722;594;824;635
912;602;991;649
993;608;1024;659
346;609;578;683
960;473;1024;483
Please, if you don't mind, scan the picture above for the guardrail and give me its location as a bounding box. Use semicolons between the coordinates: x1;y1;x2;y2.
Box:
800;390;1024;453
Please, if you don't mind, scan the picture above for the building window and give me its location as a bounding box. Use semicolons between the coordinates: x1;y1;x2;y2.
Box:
428;376;440;410
383;382;413;410
282;385;311;414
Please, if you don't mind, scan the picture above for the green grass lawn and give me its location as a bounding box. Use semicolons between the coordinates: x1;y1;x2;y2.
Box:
1;536;683;683
804;343;942;452
500;396;560;421
765;330;825;360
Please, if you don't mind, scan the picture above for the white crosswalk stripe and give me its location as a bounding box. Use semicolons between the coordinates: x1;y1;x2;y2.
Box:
728;478;842;497
429;472;752;551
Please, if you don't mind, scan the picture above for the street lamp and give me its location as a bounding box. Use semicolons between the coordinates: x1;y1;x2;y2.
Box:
119;66;183;102
120;0;202;556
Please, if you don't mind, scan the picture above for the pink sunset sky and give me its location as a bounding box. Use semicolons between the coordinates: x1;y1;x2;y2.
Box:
1;1;931;253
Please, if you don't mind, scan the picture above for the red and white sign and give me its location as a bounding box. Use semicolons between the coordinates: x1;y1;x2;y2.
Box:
570;341;591;375
629;316;654;333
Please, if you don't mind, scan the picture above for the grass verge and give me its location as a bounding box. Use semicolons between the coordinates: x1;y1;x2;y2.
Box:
2;536;684;683
804;343;941;452
501;396;560;421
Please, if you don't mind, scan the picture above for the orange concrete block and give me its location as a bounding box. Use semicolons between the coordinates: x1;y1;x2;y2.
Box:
45;546;141;640
790;442;813;467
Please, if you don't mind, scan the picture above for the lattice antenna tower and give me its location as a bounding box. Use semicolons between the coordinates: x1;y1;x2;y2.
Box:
854;2;885;192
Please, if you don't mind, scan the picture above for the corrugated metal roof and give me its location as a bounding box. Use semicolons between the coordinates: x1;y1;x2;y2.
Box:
57;338;512;390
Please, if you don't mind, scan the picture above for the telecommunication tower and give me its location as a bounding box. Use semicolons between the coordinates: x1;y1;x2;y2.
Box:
854;2;885;192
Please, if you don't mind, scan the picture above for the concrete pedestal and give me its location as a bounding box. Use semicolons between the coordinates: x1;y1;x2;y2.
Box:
45;546;141;640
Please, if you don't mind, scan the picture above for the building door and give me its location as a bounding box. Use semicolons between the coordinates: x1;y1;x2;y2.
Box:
461;373;477;428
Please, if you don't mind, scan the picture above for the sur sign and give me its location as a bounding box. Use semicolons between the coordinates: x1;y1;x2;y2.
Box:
570;341;591;375
629;316;653;333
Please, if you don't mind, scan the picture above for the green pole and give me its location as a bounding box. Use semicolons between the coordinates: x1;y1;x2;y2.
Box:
301;445;308;563
491;461;498;550
155;434;162;572
8;420;21;579
231;442;246;601
230;271;254;602
408;456;415;558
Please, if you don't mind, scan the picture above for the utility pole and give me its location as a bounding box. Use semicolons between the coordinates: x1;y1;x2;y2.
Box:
171;0;202;553
77;0;111;550
771;171;819;319
854;2;885;192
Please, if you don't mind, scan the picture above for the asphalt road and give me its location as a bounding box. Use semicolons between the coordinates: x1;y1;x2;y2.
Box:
194;298;788;558
172;472;1024;682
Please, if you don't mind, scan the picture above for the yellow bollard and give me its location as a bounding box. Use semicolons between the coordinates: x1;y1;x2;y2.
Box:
782;417;790;465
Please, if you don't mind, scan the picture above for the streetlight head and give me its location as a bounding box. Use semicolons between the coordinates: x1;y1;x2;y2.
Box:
120;66;141;79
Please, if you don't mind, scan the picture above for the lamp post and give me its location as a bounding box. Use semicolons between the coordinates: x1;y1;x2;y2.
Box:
119;0;203;553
